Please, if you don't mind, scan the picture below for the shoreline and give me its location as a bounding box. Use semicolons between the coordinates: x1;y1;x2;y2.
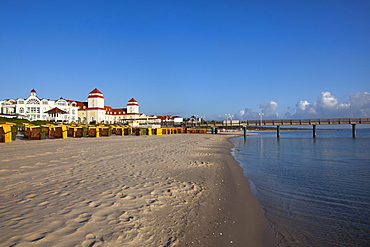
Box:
212;133;278;247
0;134;277;246
214;132;278;247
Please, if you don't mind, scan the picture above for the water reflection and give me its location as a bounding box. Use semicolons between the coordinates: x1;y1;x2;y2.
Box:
231;130;370;247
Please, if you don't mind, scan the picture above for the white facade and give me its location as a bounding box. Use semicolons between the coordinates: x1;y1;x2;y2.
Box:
1;88;171;126
0;89;79;122
127;98;139;114
78;89;150;124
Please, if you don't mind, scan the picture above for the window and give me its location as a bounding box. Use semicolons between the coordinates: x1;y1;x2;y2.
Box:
19;107;24;113
43;101;48;105
27;107;40;113
72;109;75;114
26;99;40;105
18;100;24;104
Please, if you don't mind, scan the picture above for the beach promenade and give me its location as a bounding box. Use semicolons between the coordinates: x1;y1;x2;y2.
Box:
0;133;276;247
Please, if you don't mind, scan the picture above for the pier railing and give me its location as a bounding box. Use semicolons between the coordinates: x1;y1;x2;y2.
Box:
241;118;370;126
185;118;370;127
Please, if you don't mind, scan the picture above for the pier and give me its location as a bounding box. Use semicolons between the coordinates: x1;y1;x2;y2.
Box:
243;118;368;138
186;118;370;138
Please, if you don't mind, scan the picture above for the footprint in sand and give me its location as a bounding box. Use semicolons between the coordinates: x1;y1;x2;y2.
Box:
23;232;47;242
82;234;102;247
74;213;92;223
88;201;101;208
119;212;134;222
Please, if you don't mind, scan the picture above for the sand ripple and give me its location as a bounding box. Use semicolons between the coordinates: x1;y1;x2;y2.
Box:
0;134;245;246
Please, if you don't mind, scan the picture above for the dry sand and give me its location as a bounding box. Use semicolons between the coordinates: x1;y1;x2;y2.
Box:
0;133;277;247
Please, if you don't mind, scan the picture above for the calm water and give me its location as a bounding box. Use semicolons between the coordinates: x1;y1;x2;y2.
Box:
231;129;370;247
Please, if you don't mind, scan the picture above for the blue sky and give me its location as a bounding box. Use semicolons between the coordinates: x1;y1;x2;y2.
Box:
1;0;369;120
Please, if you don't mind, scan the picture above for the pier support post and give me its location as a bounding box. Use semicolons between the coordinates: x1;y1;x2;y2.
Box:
352;124;356;138
277;125;280;138
243;126;247;139
313;125;317;138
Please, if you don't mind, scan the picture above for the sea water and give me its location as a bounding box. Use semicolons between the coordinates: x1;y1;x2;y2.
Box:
231;129;370;246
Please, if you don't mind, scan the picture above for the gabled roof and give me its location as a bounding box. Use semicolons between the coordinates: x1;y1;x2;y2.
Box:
127;98;138;106
88;88;104;99
89;88;103;94
45;107;68;114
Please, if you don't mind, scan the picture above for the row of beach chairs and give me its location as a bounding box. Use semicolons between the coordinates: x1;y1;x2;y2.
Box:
0;123;209;142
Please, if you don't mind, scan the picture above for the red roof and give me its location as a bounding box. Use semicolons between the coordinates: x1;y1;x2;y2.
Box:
127;98;138;106
157;115;175;120
89;88;103;94
76;101;88;109
105;106;113;111
45;107;68;114
105;106;127;115
31;89;37;93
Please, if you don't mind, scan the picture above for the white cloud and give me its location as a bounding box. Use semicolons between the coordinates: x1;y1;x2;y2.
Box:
260;101;279;118
285;91;370;118
235;108;257;119
235;101;279;120
232;91;370;121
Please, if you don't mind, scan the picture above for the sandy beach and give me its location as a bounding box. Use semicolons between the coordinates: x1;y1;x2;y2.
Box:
0;133;276;247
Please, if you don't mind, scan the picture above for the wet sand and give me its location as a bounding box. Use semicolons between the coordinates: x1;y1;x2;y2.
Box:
0;133;277;246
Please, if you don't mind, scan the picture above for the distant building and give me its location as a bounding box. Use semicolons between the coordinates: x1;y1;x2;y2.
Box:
157;115;184;126
0;89;79;122
77;88;157;124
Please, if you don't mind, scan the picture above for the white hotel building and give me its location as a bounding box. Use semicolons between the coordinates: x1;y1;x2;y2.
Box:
0;88;161;125
0;89;79;122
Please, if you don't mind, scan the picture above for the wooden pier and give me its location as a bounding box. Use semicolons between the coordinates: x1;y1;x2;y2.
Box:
241;118;369;138
187;118;370;138
240;118;370;126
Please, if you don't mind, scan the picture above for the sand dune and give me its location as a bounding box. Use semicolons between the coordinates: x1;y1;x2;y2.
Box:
0;134;275;246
